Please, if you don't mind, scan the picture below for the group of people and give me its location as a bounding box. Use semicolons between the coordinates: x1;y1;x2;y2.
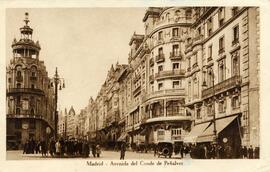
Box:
23;137;102;158
189;144;259;159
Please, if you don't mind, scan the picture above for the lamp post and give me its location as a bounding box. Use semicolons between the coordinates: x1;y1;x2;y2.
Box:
202;69;217;145
51;67;65;140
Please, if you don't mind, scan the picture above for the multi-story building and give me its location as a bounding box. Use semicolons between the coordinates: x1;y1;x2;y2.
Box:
58;109;67;138
6;13;55;149
82;7;259;154
184;7;260;152
66;106;76;139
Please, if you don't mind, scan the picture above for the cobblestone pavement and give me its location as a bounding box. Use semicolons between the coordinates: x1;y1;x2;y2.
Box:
6;150;191;160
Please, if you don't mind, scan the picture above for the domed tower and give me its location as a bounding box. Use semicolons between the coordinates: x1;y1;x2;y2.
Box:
6;13;55;150
12;12;41;59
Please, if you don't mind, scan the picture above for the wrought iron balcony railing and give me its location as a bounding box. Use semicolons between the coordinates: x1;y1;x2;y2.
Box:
155;69;185;80
7;88;45;96
155;54;165;63
202;75;241;99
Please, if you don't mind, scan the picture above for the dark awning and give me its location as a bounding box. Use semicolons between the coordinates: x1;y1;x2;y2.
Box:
197;115;238;143
183;122;211;143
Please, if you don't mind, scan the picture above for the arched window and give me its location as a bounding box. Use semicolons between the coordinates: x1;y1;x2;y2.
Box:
30;108;34;115
166;13;170;21
16;108;20;115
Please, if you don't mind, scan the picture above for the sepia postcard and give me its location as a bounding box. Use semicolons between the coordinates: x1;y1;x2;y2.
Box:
0;1;270;172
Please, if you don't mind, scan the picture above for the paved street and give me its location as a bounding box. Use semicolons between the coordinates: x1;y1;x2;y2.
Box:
7;150;191;160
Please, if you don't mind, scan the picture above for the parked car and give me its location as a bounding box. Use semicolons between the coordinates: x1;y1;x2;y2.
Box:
157;141;173;158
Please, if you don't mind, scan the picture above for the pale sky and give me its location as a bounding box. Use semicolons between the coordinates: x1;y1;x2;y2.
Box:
6;8;146;113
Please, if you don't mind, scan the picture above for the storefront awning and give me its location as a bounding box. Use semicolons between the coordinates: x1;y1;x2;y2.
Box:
183;122;211;143
197;115;238;143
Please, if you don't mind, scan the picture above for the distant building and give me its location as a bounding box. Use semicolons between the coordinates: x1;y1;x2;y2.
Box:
58;109;67;139
6;13;55;149
66;106;76;139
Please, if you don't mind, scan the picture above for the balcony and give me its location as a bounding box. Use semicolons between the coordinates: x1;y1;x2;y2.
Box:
30;76;37;81
232;39;239;46
142;88;185;102
202;75;241;99
133;85;141;96
16;76;23;82
156;38;165;45
192;34;204;45
218;48;225;55
149;74;154;83
7;88;45;96
155;54;165;63
155;69;185;80
169;51;182;60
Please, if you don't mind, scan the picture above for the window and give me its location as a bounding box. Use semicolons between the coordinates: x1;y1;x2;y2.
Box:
171;128;181;136
172;44;179;56
158;31;163;40
207;103;214;116
197;27;201;35
173;63;179;70
196;108;201;119
193;78;199;98
218;59;226;82
158;65;163;72
232;96;240;109
31;72;36;77
158;83;163;90
233;25;239;44
218;8;225;27
219;36;225;53
31;84;35;89
16;108;20;115
16;71;21;77
15;120;22;129
157;130;165;141
172;28;179;37
232;51;240;76
218;100;226;113
16;83;21;88
185;9;192;19
153;102;164;117
208;45;212;60
207;17;213;36
167;100;183;116
29;119;36;129
158;47;163;55
172;81;180;89
232;7;239;16
207;68;214;87
194;52;198;65
188;58;191;69
16;96;21;105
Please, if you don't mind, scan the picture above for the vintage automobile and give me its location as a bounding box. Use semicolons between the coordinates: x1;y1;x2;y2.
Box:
157;141;173;158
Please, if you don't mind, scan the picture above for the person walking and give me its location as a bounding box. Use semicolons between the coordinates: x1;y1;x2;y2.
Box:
91;144;96;157
248;145;254;159
55;140;61;157
96;144;101;158
120;142;126;160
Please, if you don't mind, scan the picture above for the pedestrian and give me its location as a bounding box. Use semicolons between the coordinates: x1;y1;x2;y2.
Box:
120;142;126;160
96;144;101;158
23;141;28;154
255;147;259;159
92;144;96;157
55;140;61;157
248;145;254;159
243;146;248;159
49;138;56;157
180;146;184;158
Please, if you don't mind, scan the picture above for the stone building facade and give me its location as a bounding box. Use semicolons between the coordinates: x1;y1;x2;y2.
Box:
6;13;55;149
80;7;260;150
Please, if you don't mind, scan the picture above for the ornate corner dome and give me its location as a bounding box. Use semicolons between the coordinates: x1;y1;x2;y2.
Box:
11;12;41;59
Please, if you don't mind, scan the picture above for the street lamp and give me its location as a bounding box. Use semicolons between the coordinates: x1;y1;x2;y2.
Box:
202;68;217;145
51;67;65;140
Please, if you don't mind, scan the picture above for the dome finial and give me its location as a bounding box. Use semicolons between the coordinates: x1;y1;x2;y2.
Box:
24;12;29;26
